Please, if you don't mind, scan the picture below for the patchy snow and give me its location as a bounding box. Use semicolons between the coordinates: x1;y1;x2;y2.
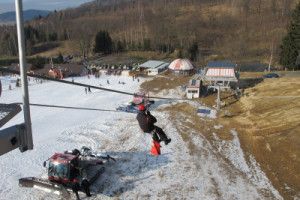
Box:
0;74;282;200
214;125;223;129
212;130;282;199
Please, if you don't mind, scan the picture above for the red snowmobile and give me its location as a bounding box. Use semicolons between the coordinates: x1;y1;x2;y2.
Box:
19;146;115;199
131;92;154;106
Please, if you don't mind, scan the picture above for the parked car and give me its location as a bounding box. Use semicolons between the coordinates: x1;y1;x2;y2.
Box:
262;73;279;78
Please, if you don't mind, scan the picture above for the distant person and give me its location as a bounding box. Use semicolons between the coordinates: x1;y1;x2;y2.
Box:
71;179;80;200
81;178;91;197
88;86;91;93
9;84;11;90
107;80;110;84
136;104;171;145
85;87;87;94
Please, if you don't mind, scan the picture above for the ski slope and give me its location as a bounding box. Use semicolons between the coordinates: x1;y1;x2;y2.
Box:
0;74;282;199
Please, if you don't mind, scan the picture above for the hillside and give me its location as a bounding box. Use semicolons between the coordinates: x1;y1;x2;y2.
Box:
0;9;51;23
140;72;300;199
1;72;299;199
0;0;298;68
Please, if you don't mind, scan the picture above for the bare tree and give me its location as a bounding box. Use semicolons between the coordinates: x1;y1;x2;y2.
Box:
269;41;275;71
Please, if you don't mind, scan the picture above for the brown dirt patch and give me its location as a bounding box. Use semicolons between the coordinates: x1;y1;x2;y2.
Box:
232;77;300;199
141;72;300;200
140;76;191;92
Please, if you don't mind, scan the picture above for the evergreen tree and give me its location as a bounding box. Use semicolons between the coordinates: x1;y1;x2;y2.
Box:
48;32;58;41
93;30;112;54
137;41;142;50
280;2;300;70
143;38;151;51
280;33;298;70
189;42;198;61
116;40;123;52
177;49;183;58
32;56;45;69
56;52;64;64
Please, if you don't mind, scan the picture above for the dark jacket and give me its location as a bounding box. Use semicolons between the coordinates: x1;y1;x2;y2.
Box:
71;181;80;192
136;111;157;133
81;179;90;188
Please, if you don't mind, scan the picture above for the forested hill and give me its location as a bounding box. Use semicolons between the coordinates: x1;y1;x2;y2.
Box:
0;9;51;23
0;0;298;68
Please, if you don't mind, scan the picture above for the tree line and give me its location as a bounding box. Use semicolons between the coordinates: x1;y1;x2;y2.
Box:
0;0;299;70
280;1;300;70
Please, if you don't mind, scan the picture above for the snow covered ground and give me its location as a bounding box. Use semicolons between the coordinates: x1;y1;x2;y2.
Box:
0;74;282;199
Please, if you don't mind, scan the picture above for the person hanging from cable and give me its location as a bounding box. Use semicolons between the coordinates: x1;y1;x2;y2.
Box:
136;104;171;147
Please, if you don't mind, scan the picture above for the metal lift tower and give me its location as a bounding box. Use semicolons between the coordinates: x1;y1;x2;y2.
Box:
0;0;33;156
201;62;239;109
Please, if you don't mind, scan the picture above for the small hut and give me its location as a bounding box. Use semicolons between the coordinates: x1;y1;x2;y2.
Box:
168;58;195;76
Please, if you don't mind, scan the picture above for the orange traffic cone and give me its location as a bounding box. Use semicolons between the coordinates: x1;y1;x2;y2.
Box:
150;140;161;155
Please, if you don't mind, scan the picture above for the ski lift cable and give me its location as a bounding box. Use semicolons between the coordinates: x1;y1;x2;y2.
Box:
13;102;132;113
0;68;184;101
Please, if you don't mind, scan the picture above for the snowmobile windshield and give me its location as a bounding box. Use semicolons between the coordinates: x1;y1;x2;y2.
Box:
48;162;69;179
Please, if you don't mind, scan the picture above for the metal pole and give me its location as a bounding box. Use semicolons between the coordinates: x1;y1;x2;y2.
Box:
15;0;33;150
217;86;220;110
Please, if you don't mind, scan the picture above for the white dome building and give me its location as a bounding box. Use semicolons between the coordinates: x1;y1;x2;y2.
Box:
168;58;195;76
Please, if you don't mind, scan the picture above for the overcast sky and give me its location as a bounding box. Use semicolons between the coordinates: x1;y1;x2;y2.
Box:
0;0;93;14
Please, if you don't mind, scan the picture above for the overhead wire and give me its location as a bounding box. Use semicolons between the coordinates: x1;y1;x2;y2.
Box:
0;68;184;101
1;68;186;113
13;102;132;113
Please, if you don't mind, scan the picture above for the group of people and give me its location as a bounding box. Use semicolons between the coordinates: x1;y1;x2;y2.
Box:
71;178;91;200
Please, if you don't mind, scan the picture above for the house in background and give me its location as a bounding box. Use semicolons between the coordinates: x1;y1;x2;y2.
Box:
40;63;87;78
186;79;202;99
138;60;169;76
8;63;86;78
168;58;195;76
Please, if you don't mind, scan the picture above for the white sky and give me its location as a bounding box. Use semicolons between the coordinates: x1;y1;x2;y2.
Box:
0;0;93;14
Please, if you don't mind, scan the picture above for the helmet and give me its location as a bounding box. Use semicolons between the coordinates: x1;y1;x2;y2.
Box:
73;179;77;183
138;104;146;111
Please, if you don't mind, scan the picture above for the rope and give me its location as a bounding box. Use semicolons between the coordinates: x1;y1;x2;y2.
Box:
14;102;135;113
0;68;183;101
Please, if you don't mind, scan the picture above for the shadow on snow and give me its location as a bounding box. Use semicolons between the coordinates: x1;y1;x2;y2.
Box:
92;150;172;197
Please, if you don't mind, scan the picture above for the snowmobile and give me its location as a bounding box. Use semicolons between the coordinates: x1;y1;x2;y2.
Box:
19;146;115;199
131;92;154;106
117;103;139;113
116;92;155;113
